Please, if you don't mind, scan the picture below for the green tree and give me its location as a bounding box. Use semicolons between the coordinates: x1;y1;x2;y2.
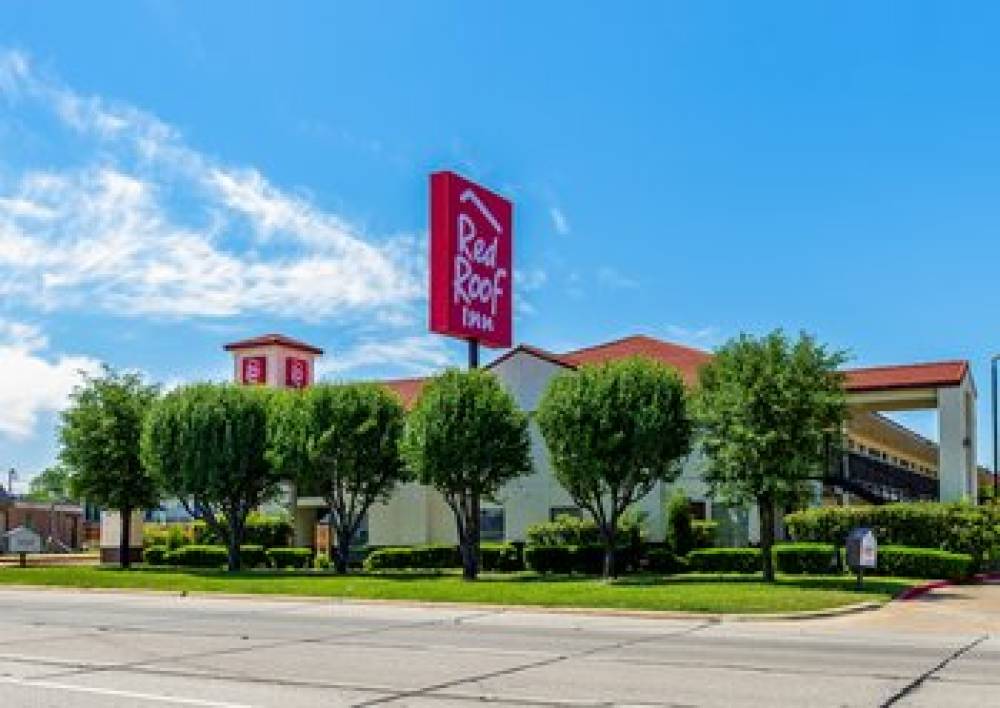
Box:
695;331;847;581
142;383;281;571
401;369;531;580
536;357;693;577
270;383;407;573
59;366;160;568
27;465;73;502
665;489;695;556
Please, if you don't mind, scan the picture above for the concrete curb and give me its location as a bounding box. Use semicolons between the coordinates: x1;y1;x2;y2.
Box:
897;571;1000;601
0;583;886;623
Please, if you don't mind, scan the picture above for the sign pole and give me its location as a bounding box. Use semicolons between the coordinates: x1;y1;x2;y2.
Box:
468;339;480;370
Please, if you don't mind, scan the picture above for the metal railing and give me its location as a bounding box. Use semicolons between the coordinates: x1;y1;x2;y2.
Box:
824;450;939;504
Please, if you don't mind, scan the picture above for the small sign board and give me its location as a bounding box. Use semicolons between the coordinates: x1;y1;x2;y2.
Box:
846;527;877;569
6;526;42;554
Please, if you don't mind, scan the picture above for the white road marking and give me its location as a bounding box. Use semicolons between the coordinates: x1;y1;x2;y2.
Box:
0;675;252;707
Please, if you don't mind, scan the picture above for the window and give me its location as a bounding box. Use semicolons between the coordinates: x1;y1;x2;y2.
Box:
688;501;708;520
318;511;369;546
480;508;505;541
549;506;583;521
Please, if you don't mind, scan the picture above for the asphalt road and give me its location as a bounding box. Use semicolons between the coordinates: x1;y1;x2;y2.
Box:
0;583;996;707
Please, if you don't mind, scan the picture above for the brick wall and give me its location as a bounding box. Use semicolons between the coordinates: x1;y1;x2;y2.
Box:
1;503;83;551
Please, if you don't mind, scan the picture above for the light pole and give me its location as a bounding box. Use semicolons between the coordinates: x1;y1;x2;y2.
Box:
992;356;1000;504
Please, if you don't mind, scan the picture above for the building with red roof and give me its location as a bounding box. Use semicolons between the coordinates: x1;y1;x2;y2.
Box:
227;333;982;550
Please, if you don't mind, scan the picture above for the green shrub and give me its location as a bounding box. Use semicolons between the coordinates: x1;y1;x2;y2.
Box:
191;514;293;549
363;545;461;571
688;548;762;573
691;520;718;549
239;544;267;569
144;544;169;565
266;547;313;569
165;545;228;568
480;543;524;572
644;547;688;574
525;544;624;574
144;524;193;550
774;543;839;574
164;544;266;569
666;491;694;555
785;502;999;571
525;545;575;574
872;545;972;580
526;515;599;546
314;552;331;570
143;526;168;548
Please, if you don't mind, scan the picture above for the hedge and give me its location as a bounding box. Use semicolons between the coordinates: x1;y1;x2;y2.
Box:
143;525;191;550
481;543;524;572
643;547;688;574
266;547;313;569
688;548;762;573
773;543;839;575
144;544;169;565
362;543;524;572
191;515;293;549
871;545;972;580
525;544;633;574
525;514;642;548
363;545;461;571
164;544;266;569
784;502;999;570
691;520;718;550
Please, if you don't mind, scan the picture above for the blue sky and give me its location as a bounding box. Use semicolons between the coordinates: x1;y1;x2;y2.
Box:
2;2;1000;486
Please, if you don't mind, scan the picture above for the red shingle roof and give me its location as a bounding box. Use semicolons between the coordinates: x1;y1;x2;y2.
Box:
223;334;324;356
375;336;970;405
381;377;428;410
843;361;969;392
561;335;713;386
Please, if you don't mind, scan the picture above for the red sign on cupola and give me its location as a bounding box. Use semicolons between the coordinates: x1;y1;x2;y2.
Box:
285;357;309;389
241;356;267;385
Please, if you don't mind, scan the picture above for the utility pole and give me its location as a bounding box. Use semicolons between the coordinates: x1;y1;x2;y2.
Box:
992;356;999;504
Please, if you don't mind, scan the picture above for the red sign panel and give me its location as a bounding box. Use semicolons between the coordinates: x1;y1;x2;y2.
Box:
241;356;267;385
429;171;513;349
285;357;310;389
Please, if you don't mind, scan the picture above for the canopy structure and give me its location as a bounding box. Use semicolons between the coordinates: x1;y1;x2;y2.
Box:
844;361;977;502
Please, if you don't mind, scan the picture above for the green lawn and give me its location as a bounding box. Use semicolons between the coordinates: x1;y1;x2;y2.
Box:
0;566;914;614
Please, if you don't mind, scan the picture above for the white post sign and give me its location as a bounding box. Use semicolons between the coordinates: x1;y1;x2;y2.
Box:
6;526;41;554
859;530;877;569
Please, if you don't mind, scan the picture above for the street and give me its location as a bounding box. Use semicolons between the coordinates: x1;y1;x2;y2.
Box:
0;583;996;707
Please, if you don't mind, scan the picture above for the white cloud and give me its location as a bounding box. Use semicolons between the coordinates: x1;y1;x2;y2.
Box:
316;336;456;378
663;324;722;348
0;319;101;439
0;50;421;323
515;268;547;292
549;207;570;236
596;266;639;290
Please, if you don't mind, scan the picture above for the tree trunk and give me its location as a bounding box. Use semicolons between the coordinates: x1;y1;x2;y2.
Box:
326;520;336;573
119;505;131;570
227;515;241;572
460;493;481;581
602;524;617;579
759;495;775;582
335;525;351;574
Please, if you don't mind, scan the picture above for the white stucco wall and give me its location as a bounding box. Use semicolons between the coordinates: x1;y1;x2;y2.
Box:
340;348;716;546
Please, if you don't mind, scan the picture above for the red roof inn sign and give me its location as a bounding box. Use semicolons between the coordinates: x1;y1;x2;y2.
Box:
429;171;513;349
